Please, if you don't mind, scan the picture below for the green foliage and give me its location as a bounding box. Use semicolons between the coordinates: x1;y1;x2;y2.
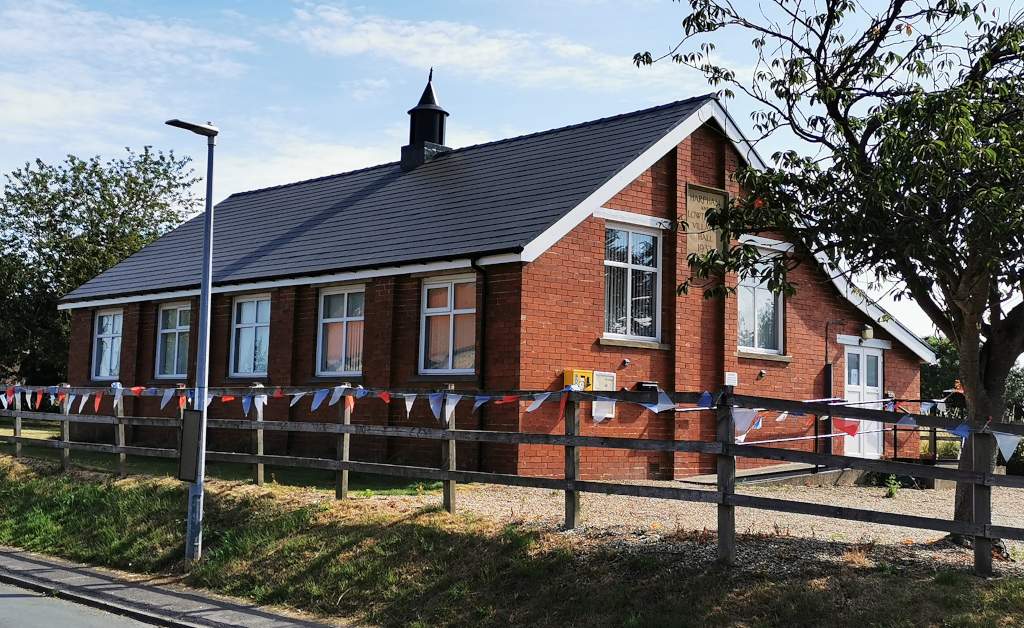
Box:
0;149;198;383
884;474;900;499
938;439;962;460
637;1;1024;431
921;336;960;401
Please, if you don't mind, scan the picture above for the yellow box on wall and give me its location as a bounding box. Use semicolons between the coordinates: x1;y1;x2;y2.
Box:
564;369;594;391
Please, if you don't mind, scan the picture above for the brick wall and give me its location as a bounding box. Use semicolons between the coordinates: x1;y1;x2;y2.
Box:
63;122;924;479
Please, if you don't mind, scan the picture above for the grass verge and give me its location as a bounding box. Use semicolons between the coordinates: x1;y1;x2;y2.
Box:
0;455;1021;627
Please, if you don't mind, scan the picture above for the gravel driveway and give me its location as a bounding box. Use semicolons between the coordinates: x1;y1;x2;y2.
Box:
389;481;1023;551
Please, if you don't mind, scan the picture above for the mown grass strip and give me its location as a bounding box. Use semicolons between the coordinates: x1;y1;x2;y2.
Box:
0;455;1021;628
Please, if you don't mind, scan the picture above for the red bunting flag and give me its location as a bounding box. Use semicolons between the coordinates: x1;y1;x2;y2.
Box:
221;395;236;403
833;418;860;437
34;390;43;409
345;395;356;413
130;386;145;396
494;395;520;405
178;394;187;410
273;387;284;399
5;387;13;406
94;391;103;413
56;392;66;405
378;391;391;404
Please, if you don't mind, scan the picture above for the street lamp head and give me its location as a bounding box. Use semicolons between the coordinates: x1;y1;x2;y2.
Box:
165;119;219;137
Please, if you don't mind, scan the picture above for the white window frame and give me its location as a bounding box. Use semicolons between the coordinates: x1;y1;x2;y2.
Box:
602;222;662;342
154;302;191;379
737;250;785;355
92;308;123;381
315;285;365;377
229;294;271;378
419;274;477;375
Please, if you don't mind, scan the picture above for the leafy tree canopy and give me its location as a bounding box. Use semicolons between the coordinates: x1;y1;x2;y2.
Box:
0;148;199;383
637;0;1024;422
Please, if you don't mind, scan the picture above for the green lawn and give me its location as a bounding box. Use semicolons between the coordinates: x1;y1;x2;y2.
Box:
0;420;438;496
0;455;1021;627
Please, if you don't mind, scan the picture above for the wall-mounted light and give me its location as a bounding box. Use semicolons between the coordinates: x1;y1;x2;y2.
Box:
861;323;874;341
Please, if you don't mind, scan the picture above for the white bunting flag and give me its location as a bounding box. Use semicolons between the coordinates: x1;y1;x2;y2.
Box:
526;393;551;412
67;394;76;412
255;394;268;420
113;385;124;412
0;394;7;410
79;393;90;413
444;394;462;426
329;386;347;406
733;408;759;434
736;433;747;444
403;394;417;415
995;432;1022;462
920;401;935;415
775;411;789;422
205;394;214;410
160;388;175;410
642;389;677;414
290;392;307;407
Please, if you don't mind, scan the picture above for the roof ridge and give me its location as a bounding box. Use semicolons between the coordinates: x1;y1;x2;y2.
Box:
440;93;714;154
225;94;715;200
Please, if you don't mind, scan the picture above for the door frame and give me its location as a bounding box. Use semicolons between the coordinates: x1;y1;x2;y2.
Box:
843;344;885;459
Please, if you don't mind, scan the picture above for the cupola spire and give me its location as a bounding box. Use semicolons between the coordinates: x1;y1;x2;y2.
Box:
401;69;451;170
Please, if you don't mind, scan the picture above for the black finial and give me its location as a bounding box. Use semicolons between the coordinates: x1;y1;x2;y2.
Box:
428;67;433;82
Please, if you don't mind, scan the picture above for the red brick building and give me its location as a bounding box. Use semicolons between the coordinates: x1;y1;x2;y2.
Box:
60;78;934;480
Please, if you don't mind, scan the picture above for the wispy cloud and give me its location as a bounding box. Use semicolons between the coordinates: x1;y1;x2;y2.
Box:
342;77;392;102
281;3;705;94
0;0;254;78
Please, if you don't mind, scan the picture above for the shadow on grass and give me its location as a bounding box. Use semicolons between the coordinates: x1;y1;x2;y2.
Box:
0;456;1021;628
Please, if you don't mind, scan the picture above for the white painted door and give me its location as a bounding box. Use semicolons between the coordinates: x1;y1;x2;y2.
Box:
844;346;884;458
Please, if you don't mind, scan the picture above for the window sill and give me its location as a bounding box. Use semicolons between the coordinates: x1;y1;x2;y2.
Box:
408;374;478;384
599;337;670;351
735;350;792;363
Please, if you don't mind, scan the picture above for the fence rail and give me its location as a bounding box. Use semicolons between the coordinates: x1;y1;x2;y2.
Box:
0;387;1021;577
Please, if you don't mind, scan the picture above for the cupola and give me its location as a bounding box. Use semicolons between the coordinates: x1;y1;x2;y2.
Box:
401;69;451;171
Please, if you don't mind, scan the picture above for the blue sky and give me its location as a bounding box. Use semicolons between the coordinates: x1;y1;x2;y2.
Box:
0;0;938;335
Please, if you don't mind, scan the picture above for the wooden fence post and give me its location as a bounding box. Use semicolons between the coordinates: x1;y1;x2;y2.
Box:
252;384;264;486
443;390;456;514
13;387;22;459
972;431;994;577
60;384;71;471
116;395;127;477
716;385;736;565
564;395;580;529
336;393;351;500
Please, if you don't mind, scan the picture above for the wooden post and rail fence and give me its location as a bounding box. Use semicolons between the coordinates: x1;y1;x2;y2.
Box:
1;386;1022;577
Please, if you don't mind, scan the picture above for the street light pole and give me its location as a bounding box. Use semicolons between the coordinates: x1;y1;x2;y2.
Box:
165;118;219;563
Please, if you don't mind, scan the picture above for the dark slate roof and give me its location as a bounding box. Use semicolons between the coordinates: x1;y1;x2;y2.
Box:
63;95;713;302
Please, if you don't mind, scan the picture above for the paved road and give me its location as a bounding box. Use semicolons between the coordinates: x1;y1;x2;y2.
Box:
0;582;149;627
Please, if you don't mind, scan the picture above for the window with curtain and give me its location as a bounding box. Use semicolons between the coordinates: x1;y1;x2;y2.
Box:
156;303;190;378
420;278;476;373
737;262;783;353
317;287;365;376
604;225;660;340
92;309;123;380
231;296;270;376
